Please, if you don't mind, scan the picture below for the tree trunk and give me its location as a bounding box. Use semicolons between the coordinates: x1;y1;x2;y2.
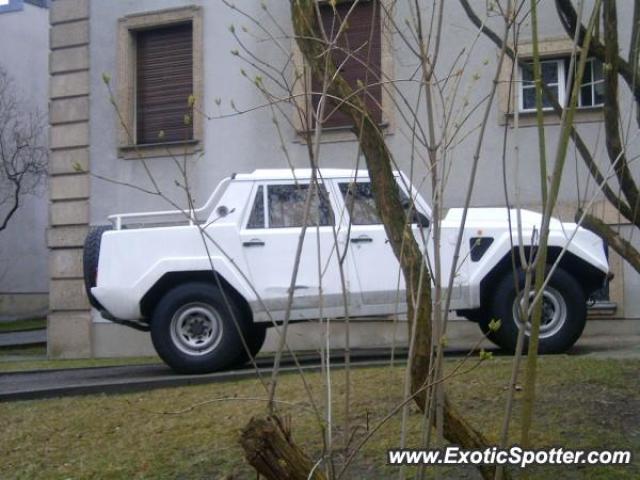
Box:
240;415;327;480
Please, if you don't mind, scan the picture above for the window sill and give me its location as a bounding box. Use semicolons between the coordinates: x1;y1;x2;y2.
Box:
118;139;201;160
294;121;391;144
500;106;604;127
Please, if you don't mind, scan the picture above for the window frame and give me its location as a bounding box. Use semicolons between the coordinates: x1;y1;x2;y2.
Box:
311;0;383;130
578;58;605;108
518;58;566;113
335;178;430;227
291;0;394;141
117;6;203;159
337;181;384;226
518;56;605;114
245;185;266;230
134;22;194;145
243;181;337;230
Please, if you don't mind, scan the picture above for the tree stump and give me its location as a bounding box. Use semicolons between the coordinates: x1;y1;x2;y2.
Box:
240;415;326;480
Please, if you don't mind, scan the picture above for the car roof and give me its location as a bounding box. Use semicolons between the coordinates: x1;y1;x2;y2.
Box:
232;168;400;181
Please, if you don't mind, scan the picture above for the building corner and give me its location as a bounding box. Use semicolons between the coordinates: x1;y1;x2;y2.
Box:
47;0;92;358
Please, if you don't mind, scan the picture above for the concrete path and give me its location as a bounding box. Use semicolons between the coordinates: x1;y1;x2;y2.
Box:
0;320;638;402
0;329;46;348
2;329;640;402
0;349;409;402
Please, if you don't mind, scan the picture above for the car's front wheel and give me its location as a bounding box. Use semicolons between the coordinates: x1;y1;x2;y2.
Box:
150;282;248;374
480;267;587;354
236;324;267;365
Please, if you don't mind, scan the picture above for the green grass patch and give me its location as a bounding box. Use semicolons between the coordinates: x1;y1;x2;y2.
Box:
0;356;637;479
0;317;46;333
0;344;46;359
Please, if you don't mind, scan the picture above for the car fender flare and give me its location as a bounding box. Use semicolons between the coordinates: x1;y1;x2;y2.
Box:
136;256;257;316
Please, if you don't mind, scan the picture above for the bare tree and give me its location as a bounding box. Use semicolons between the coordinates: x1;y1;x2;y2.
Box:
0;66;48;233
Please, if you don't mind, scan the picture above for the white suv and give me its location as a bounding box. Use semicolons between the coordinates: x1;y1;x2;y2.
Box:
83;169;609;373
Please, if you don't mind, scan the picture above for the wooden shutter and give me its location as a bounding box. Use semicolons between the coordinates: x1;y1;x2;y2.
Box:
136;23;193;144
312;1;382;128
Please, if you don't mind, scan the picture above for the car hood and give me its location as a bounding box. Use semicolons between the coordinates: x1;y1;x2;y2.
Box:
443;207;564;230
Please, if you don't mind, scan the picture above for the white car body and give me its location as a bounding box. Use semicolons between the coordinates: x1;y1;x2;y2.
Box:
91;169;608;325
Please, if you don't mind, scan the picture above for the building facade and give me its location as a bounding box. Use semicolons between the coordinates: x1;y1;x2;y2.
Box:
0;0;50;321
47;0;640;358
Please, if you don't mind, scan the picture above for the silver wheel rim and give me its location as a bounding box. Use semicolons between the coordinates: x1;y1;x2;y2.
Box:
170;302;223;356
512;286;567;339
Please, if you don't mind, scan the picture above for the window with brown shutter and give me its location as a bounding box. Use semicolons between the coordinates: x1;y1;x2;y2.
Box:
311;1;382;128
136;23;193;145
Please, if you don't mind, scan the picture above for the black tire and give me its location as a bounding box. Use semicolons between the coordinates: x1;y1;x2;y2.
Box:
480;267;587;354
83;225;112;309
150;282;249;374
458;308;486;323
236;324;268;365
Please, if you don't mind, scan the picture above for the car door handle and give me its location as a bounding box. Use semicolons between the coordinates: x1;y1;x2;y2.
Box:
350;235;373;244
242;239;265;247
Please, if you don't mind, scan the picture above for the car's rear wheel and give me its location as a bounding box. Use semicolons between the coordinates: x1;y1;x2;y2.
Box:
151;282;248;374
480;267;586;354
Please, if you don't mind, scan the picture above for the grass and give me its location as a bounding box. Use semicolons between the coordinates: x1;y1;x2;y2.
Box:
0;317;46;333
0;345;46;358
0;356;637;479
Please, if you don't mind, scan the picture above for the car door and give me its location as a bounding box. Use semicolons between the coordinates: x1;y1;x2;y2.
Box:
334;179;430;313
239;180;345;319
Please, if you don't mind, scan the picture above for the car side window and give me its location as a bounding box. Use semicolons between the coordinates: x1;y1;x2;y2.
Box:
339;182;381;225
246;183;334;229
266;184;334;228
339;181;428;226
246;186;265;229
